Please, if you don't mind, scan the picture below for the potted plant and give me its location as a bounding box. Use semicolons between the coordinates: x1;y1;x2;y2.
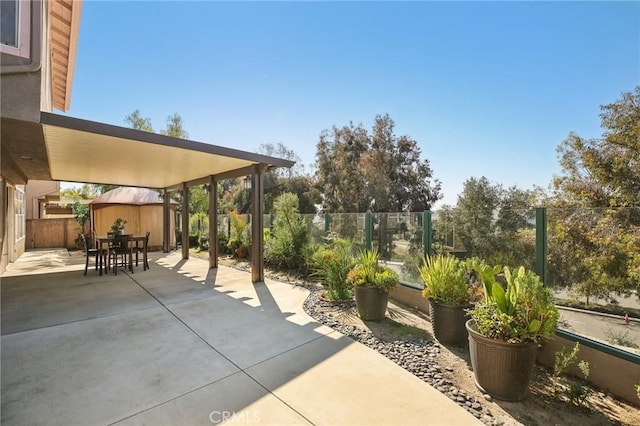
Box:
419;255;483;346
466;264;559;401
110;218;127;235
347;249;399;321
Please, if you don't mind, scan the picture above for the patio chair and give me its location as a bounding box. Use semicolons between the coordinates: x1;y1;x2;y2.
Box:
80;233;100;276
91;229;109;273
109;234;134;275
133;231;150;270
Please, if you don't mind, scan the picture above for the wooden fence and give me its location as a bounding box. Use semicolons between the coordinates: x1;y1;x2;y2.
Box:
26;219;81;250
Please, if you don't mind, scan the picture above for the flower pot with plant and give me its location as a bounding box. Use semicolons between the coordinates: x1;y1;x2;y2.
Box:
110;218;127;235
419;255;483;346
466;264;559;401
347;249;399;321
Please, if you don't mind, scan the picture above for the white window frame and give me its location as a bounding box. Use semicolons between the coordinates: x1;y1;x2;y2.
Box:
0;0;31;58
15;187;25;241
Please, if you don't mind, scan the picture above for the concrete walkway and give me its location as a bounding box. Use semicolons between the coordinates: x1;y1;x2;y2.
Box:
1;250;479;425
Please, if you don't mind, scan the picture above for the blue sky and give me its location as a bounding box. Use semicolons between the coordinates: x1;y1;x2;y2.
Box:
65;1;639;208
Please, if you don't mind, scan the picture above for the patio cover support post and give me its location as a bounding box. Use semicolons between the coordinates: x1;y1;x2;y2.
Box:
535;207;547;284
250;165;265;283
163;189;170;253
181;183;189;260
208;175;218;269
0;179;6;267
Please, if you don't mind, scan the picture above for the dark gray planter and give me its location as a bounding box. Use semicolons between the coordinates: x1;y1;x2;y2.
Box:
354;285;389;321
466;319;538;401
428;299;470;347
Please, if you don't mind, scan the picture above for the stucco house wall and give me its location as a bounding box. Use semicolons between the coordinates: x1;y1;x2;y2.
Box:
25;180;60;219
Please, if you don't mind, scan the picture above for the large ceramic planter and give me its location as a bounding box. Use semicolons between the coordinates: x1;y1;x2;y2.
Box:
428;299;470;346
466;320;538;401
354;285;389;321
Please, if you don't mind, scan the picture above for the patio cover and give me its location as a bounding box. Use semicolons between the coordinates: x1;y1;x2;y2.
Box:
1;112;295;281
2;113;295;187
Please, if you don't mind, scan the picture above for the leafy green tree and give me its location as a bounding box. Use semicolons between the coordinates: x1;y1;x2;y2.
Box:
448;178;535;269
61;184;98;200
124;109;154;132
433;205;457;251
453;177;501;260
493;186;536;270
189;185;209;215
258;142;305;178
72;202;90;233
255;143;320;214
161;113;189;138
277;176;321;214
548;87;640;302
315;114;441;213
316;121;371;213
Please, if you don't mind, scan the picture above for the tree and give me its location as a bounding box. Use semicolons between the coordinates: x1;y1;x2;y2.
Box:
188;185;209;215
255;143;319;214
448;177;535;269
315;121;370;213
72;202;90;234
278;176;321;214
315;114;441;213
124;109;154;132
161;113;189;139
549;87;640;302
452;177;501;260
61;184;98;200
258;142;305;178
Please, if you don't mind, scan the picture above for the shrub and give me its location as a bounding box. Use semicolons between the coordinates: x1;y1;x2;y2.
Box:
264;193;309;271
347;249;399;292
469;265;559;344
419;255;470;305
312;236;355;301
552;342;591;407
227;210;249;256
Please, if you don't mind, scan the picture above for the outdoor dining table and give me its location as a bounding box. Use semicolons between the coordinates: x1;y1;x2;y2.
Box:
96;235;148;275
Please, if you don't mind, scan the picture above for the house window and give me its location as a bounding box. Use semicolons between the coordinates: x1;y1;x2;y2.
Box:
15;188;25;241
0;0;30;58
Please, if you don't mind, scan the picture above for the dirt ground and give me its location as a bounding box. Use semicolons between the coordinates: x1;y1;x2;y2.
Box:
217;257;640;425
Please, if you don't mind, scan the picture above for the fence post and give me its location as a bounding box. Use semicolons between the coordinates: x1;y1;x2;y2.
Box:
324;212;331;235
423;210;432;258
535;207;547;284
365;211;373;251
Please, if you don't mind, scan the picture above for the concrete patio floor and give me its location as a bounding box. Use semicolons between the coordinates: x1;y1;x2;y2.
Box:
1;249;479;425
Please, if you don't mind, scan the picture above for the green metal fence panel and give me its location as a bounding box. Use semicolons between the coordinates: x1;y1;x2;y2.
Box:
365;211;373;251
535;207;547;283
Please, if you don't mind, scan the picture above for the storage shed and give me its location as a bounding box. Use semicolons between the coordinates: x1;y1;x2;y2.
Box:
90;187;177;250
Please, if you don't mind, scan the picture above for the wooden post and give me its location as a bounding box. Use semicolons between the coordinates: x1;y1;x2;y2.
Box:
250;165;264;283
163;189;170;253
208;176;218;269
182;183;189;260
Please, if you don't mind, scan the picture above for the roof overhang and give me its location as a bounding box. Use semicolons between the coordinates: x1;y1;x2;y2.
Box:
1;113;295;188
50;0;83;112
